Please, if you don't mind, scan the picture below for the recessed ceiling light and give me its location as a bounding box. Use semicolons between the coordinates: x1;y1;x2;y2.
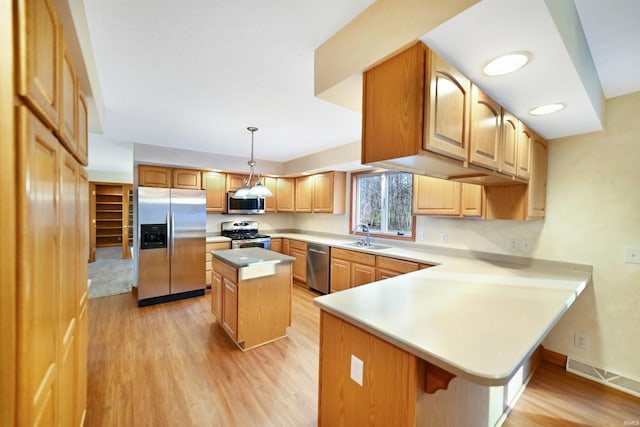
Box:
483;52;531;76
529;103;565;116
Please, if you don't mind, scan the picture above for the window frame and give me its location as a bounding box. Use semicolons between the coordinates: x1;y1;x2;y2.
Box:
350;170;416;241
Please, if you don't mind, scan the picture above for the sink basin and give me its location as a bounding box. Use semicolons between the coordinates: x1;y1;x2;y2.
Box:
343;242;391;251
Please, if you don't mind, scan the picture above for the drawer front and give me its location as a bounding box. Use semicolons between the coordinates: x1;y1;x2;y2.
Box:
376;256;419;274
212;258;238;283
289;239;308;251
331;248;375;266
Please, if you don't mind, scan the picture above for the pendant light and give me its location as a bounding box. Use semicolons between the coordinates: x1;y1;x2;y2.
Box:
233;127;273;198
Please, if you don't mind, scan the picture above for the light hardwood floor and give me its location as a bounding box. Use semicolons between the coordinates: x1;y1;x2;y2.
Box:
88;285;640;426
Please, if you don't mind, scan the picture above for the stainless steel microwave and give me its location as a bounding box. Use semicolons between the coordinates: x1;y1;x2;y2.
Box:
226;192;265;214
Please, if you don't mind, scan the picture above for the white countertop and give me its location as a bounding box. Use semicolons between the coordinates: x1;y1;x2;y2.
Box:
270;232;591;386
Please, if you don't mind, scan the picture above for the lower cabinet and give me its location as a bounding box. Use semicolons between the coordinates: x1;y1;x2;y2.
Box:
206;241;231;287
270;238;283;253
376;256;420;280
222;278;238;340
330;248;376;292
289;240;308;283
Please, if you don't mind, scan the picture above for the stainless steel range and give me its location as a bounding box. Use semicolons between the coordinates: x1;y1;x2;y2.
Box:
221;220;271;250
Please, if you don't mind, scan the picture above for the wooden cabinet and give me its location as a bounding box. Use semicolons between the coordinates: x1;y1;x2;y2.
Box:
425;49;471;161
270;238;283;253
226;174;248;192
76;91;88;165
211;271;223;319
469;85;500;171
204;171;226;212
461;183;483;217
376;256;420;281
295;176;313;212
516;121;533;180
500;110;518;176
289;240;308;283
264;176;277;212
222;278;238;340
276;177;295;212
17;0;60;130
295;172;346;214
138;165;171;187
413;175;461;216
58;32;78;157
283;238;290;255
206;241;231;288
527;136;548;219
330;248;376;292
172;168;201;189
91;182;132;258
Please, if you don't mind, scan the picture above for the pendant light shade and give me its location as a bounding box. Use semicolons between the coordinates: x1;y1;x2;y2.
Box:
233;127;273;198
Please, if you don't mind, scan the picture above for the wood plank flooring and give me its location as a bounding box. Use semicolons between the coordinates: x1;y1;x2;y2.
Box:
87;285;640;427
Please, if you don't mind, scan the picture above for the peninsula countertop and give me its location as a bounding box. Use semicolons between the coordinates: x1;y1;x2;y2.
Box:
211;247;295;269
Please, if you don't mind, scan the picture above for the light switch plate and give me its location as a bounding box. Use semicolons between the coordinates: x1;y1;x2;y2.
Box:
624;247;640;264
350;354;363;386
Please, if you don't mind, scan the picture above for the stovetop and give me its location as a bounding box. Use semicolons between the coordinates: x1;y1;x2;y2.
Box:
220;220;269;240
222;232;270;240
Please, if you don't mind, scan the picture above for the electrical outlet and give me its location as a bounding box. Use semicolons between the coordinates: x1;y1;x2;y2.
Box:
574;333;589;350
350;354;363;386
624;247;640;264
440;232;448;243
417;231;424;241
520;239;532;253
509;239;519;251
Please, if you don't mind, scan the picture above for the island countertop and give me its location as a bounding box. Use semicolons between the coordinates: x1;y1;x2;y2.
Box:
212;247;295;269
313;259;591;387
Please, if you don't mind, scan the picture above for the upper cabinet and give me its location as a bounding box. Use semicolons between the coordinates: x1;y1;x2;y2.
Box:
469;85;500;171
527;136;547;219
172;168;201;190
76;92;88;165
276;178;295;212
296;172;345;214
226;174;248;192
500;110;518;176
58;32;78;156
516;121;533;180
413;175;483;218
138;165;171;188
264;177;277;212
425;50;471;161
204;172;226;212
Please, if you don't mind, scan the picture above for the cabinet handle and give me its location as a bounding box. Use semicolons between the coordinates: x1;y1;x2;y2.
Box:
225;283;235;292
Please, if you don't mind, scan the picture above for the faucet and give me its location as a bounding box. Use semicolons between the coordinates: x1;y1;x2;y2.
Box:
353;223;371;246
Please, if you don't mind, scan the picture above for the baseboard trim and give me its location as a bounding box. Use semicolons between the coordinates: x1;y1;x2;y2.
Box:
541;347;568;368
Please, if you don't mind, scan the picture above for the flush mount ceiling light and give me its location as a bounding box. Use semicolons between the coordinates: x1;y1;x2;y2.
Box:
529;103;565;116
233;127;273;199
483;52;531;76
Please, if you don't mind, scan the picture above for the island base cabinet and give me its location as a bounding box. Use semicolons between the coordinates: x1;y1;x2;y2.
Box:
318;311;537;427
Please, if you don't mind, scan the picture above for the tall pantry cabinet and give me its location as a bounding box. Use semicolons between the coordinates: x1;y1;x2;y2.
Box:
1;0;90;426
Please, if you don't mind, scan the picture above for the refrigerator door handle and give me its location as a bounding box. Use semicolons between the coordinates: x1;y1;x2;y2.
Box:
166;212;171;260
170;211;176;260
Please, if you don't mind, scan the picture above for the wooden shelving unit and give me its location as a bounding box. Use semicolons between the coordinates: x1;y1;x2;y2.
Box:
90;182;133;260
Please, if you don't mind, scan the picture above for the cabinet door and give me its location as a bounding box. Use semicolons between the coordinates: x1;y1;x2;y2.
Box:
18;106;60;427
313;172;333;213
172;168;201;189
58;33;78;157
469;86;500;170
330;258;350;292
222;278;238;339
500;110;518;176
76;91;88;166
204;172;226;212
413;175;461;216
295;176;313;213
376;268;400;281
264;176;277;212
290;247;307;283
516;122;532;180
211;271;223;319
270;238;283;253
276;178;295;212
17;0;60;130
527;136;547;219
226;174;248;192
461;183;483;217
425;50;471;161
138;165;171;188
282;239;290;255
351;263;376;287
362;42;426;164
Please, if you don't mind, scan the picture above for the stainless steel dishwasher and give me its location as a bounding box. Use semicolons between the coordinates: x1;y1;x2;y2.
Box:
307;243;330;294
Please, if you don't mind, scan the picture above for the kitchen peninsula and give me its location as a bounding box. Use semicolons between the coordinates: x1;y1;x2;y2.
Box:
211;248;295;350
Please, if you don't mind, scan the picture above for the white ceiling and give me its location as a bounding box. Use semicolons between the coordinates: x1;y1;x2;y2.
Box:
84;0;640;173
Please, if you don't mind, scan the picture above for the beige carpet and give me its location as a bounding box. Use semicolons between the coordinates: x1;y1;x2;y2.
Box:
88;247;133;298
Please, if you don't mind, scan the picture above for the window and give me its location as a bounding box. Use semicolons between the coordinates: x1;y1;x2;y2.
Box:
353;171;414;238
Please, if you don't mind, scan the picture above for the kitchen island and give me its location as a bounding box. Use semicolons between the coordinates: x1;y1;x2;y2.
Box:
313;258;591;426
211;248;295;351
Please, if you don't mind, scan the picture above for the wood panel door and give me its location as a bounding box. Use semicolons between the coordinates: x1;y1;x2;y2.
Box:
351;263;376;287
527;136;548;219
58;33;78;157
76;91;88;165
516;122;533;180
461;183;483;217
425;50;471;161
222;278;238;340
330;258;350;293
17;106;60;427
362;42;426;164
172;168;201;189
138;165;171;188
469;85;500;170
290;246;307;283
276;178;295;212
295;176;313;213
313;172;334;213
264;177;277;212
226;174;248;192
204;171;226;212
211;271;223;319
501;110;518;176
17;0;60;130
413;175;461;216
270;238;283;253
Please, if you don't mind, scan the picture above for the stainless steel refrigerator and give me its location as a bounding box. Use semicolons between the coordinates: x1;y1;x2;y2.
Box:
137;187;206;306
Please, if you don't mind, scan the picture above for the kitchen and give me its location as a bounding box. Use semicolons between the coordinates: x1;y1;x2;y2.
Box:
2;0;639;426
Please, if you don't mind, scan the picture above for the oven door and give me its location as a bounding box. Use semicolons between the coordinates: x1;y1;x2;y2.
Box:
232;239;271;250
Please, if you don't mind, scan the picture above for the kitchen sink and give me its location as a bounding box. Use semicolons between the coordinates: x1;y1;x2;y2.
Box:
343;242;391;251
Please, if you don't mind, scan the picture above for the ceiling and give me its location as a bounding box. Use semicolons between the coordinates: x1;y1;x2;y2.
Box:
84;0;640;174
